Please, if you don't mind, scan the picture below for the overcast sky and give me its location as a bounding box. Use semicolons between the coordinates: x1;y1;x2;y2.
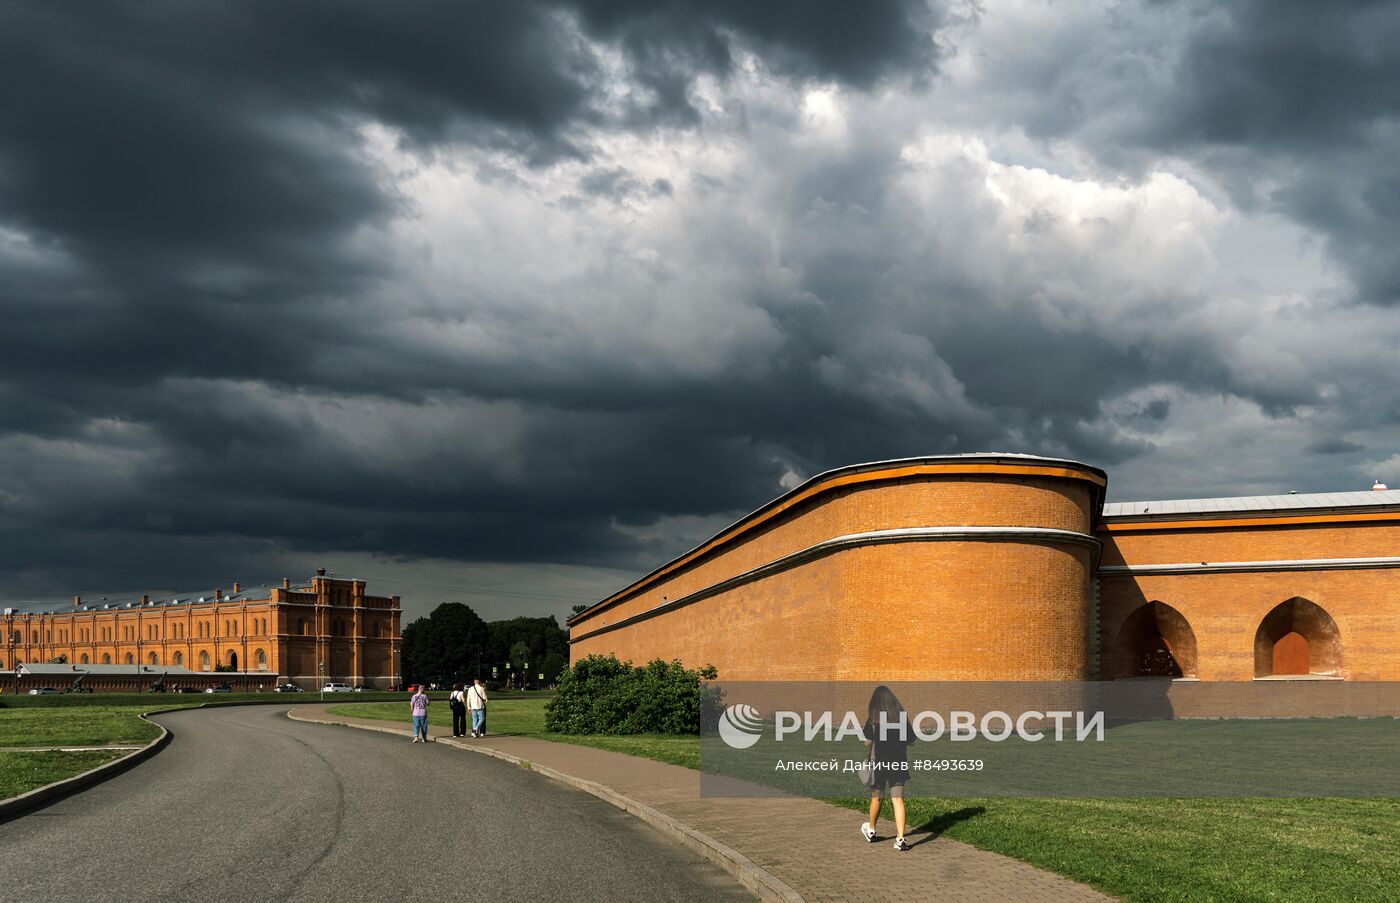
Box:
2;1;1397;621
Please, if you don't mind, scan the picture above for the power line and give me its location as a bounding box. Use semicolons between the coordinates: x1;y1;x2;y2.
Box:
344;571;592;605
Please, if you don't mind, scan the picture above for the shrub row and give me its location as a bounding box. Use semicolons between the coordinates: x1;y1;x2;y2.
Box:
543;655;719;735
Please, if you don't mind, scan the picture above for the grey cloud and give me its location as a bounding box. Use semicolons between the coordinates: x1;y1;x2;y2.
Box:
957;0;1400;305
2;0;1398;611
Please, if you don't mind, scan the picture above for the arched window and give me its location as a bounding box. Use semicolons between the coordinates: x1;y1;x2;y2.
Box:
173;651;184;666
298;618;307;636
256;648;268;670
101;653;112;664
124;653;134;664
148;651;159;665
228;650;238;670
199;651;211;671
80;653;90;664
1254;598;1342;678
1112;601;1199;679
31;631;38;643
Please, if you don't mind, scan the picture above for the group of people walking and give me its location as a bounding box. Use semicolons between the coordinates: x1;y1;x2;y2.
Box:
408;678;488;743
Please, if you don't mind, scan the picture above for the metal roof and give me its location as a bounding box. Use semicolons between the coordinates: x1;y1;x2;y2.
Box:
11;663;202;676
1;583;313;616
1102;488;1400;519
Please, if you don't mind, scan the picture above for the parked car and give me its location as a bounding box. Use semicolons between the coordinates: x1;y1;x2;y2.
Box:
322;682;354;693
204;684;233;694
172;686;203;694
28;687;61;696
273;683;305;693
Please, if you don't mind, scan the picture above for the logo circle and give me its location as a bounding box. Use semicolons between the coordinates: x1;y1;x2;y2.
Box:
717;703;764;749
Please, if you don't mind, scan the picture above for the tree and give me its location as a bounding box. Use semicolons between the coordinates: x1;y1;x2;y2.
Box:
541;651;568;685
487;615;568;671
570;603;589;615
401;602;491;683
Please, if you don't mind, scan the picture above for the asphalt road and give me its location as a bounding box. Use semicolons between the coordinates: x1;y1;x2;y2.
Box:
0;705;753;903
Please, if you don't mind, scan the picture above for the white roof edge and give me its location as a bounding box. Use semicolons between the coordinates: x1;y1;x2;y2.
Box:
1102;488;1400;518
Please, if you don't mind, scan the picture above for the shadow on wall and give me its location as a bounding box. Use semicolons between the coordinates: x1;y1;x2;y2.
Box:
1112;600;1198;679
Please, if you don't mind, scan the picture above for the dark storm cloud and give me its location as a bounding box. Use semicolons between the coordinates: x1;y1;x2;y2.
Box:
2;0;1396;611
0;1;946;600
571;0;941;123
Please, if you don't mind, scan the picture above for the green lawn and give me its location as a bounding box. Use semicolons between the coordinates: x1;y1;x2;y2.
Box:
831;796;1400;903
0;706;173;747
0;704;180;802
0;749;127;798
326;698;699;769
332;696;1400;903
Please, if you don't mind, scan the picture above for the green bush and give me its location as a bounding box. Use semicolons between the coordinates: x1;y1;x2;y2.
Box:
544;655;718;735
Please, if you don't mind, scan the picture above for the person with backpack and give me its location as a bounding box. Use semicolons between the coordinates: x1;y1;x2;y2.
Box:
448;683;468;737
410;685;431;743
466;678;489;737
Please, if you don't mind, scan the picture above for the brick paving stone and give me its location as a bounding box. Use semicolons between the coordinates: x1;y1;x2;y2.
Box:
302;706;1115;902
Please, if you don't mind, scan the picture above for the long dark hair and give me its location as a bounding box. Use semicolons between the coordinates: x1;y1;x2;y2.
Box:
867;685;904;724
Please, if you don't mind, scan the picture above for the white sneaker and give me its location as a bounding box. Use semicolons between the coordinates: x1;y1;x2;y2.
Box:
861;823;876;843
894;837;910;852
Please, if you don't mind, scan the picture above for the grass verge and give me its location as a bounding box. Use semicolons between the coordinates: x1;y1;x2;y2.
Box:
0;706;177;747
0;749;129;799
326;699;699;769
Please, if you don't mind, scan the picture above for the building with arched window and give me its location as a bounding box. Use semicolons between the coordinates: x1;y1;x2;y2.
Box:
569;454;1400;682
3;570;402;691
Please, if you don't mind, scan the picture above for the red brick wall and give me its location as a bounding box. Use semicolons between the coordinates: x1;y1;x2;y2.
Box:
1099;522;1400;680
570;468;1097;680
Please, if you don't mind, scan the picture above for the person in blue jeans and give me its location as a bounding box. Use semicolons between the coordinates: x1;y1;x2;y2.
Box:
466;679;489;737
410;686;430;742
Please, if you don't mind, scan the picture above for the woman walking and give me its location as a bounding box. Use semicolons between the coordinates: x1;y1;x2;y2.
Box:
860;685;911;851
449;683;468;737
410;684;431;743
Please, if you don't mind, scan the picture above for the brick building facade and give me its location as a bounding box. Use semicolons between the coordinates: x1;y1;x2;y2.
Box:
568;454;1400;682
2;570;401;690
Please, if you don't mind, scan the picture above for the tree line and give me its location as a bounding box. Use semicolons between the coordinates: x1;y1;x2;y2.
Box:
400;602;569;688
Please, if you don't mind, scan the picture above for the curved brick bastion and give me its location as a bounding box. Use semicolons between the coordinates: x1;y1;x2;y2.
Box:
568;454;1107;681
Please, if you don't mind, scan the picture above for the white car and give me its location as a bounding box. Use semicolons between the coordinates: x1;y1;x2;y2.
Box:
322;682;354;693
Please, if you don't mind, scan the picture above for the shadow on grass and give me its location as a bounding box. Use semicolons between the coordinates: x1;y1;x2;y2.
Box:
907;805;986;847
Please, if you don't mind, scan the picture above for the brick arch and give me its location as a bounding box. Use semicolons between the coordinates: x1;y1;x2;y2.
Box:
1112;600;1198;679
1254;597;1342;678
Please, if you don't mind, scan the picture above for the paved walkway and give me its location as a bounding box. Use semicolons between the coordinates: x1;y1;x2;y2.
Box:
293;705;1113;903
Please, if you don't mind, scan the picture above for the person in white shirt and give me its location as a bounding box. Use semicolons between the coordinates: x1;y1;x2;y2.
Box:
466;679;489;738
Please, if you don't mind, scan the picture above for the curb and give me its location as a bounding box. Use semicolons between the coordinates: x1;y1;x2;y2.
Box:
288;709;806;903
0;706;188;822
